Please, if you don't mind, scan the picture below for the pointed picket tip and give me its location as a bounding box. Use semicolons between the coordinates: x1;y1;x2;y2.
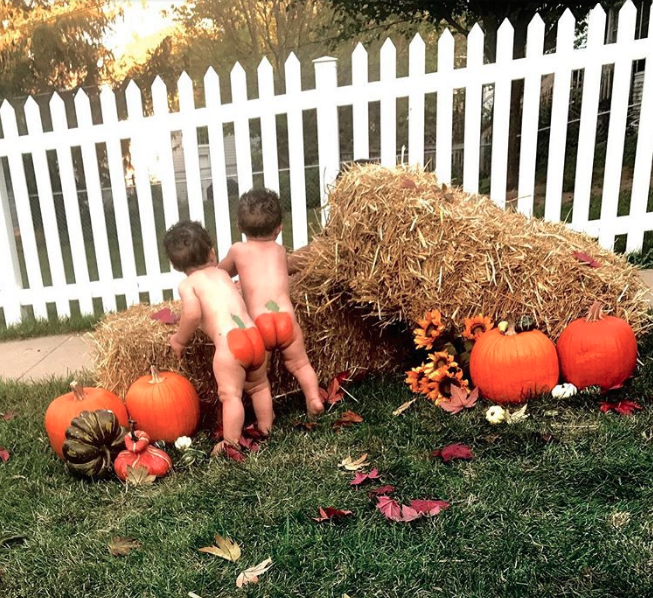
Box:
527;12;545;33
497;17;514;35
152;75;167;93
558;8;576;30
557;9;576;46
587;3;607;45
439;28;454;44
409;32;425;50
73;87;91;109
231;61;246;78
204;66;219;81
258;55;273;73
99;85;115;101
619;0;637;17
468;23;485;38
24;96;40;118
284;52;301;75
617;0;637;40
591;2;606;17
526;13;545;57
381;37;396;53
49;91;65;111
125;79;143;97
0;99;16;119
352;42;367;58
178;71;193;88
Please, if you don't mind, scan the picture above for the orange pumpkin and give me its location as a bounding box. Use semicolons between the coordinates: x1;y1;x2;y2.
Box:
227;314;265;368
45;382;129;459
556;302;637;391
470;322;559;404
114;429;172;481
255;301;294;350
125;367;200;442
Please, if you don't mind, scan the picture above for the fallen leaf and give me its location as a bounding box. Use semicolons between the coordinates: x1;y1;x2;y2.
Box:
151;307;179;324
333;410;363;430
376;496;403;521
506;404;529;424
350;468;380;486
198;534;241;562
224;444;246;462
0;447;10;463
236;557;273;588
0;533;26;547
432;443;474;463
293;420;318;431
573;251;601;268
338;454;369;471
600;400;642;416
188;593;203;598
238;436;260;453
108;537;140;557
126;464;156;486
243;424;267;440
312;507;354;522
438;387;479;415
367;485;395;497
319;376;345;406
482;434;500;444
409;499;450;516
392;398;417;416
1;411;16;421
377;496;450;522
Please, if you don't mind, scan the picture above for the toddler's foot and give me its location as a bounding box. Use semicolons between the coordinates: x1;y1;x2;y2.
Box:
211;439;241;458
306;398;325;420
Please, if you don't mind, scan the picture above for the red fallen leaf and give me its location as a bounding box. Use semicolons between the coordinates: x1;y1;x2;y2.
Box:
332;410;364;430
319;376;345;406
0;447;10;462
238;436;260;452
600;400;642;416
438;386;479;415
350;468;380;486
432;443;475;463
1;411;17;421
293;420;318;431
243;424;267;440
368;485;395;497
335;371;350;384
572;251;601;269
376;496;403;521
151;307;180;324
409;499;450;516
312;507;353;522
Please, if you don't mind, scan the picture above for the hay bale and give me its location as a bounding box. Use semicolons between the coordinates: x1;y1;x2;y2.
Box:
294;163;651;339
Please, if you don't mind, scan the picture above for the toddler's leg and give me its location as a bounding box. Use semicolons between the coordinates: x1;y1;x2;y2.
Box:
244;362;274;435
213;350;247;447
282;324;324;418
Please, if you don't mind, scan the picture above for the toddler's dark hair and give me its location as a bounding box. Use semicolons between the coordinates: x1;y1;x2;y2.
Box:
237;188;283;238
163;220;213;272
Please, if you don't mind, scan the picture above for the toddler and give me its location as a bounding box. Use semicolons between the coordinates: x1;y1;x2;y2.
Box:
164;220;274;450
218;188;324;418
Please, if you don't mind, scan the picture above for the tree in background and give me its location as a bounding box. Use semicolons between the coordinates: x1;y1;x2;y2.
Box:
0;0;121;101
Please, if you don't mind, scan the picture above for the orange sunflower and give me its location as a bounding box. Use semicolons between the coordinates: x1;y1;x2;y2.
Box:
413;309;446;350
425;367;469;405
462;315;494;341
427;351;457;372
405;364;427;393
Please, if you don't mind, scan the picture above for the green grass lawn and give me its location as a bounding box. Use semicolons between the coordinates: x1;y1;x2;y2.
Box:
2;336;653;597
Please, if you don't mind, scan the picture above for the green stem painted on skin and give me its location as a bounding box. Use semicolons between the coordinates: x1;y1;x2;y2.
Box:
265;300;280;312
231;314;246;329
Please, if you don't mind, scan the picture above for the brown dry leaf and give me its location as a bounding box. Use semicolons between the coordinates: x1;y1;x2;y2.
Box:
108;536;140;557
236;557;273;588
506;404;529;424
338;454;369;471
126;465;156;486
392;398;417;416
198;534;241;562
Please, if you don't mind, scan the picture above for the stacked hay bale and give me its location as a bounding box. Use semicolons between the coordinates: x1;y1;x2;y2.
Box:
92;163;651;404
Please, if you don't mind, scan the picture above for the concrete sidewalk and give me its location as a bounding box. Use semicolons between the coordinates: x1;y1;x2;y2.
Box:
2;270;653;382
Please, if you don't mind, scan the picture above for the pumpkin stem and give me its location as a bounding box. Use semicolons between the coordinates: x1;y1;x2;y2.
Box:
149;365;164;384
128;418;138;442
503;321;518;336
70;381;86;400
586;301;604;322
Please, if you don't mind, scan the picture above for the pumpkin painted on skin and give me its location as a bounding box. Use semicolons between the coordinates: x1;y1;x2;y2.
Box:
470;322;559;404
62;410;127;479
45;381;129;459
114;428;172;480
227;314;265;368
255;301;294;350
125;366;200;442
557;301;637;391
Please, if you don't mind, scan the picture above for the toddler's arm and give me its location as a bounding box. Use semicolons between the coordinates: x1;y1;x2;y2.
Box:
169;284;202;358
217;248;238;278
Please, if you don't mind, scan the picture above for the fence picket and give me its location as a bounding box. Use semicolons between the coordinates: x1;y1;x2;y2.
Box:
284;53;309;249
74;90;117;312
598;1;637;249
463;24;484;194
24;98;69;317
436;30;455;183
0;101;47;319
408;34;426;166
50;93;94;315
380;39;397;167
544;10;576;222
0;161;22;324
231;62;254;199
204;68;233;259
490;19;514;208
352;43;370;160
571;5;606;233
151;76;180;230
125;80;163;304
517;14;545;217
178;72;205;224
99;86;139;306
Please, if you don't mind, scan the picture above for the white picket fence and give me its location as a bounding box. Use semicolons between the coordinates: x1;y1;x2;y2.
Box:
0;2;652;326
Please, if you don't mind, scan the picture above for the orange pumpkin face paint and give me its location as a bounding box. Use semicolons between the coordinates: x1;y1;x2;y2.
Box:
227;314;266;369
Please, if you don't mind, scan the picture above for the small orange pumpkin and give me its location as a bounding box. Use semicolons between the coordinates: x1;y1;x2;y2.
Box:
125;366;200;442
45;382;129;459
556;301;637;391
114;428;172;481
470;321;559;404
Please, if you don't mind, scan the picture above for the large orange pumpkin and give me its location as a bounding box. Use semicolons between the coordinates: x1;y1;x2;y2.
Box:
125;366;200;442
470;322;559;404
556;302;637;391
45;382;129;459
